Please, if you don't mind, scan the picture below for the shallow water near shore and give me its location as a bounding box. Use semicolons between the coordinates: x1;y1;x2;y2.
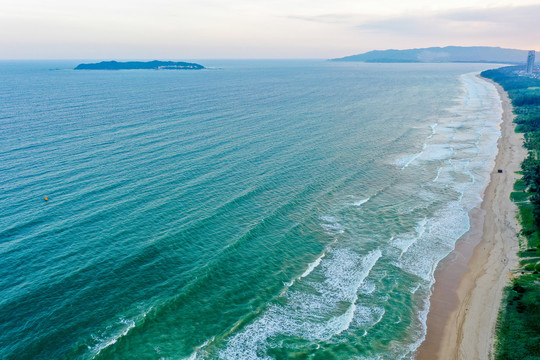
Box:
0;60;502;359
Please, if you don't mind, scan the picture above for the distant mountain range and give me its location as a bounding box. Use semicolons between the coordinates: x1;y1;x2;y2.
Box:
331;46;532;64
74;60;204;70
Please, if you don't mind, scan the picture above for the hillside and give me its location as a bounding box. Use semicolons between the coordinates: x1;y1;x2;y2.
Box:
332;46;531;64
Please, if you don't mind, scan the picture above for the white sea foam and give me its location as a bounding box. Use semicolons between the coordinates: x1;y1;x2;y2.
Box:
432;167;443;182
391;72;503;358
393;123;444;169
217;248;382;359
350;198;370;207
391;217;427;259
89;305;153;358
320;216;345;235
199;72;503;360
300;252;326;278
359;280;376;295
279;252;327;297
90;318;136;358
395;201;470;282
352;306;385;329
353;72;504;360
394;151;423;169
184;337;215;360
416;143;454;162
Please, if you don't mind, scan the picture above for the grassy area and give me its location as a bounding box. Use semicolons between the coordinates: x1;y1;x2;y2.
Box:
495;275;540;360
514;179;527;191
516;202;540;248
511;190;530;203
481;66;540;360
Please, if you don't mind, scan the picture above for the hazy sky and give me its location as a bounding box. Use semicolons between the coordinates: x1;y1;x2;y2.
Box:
2;0;539;59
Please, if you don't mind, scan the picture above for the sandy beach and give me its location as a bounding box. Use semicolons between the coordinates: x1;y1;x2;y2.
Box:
417;77;527;359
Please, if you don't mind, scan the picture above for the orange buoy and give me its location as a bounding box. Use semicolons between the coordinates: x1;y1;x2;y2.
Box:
44;196;48;201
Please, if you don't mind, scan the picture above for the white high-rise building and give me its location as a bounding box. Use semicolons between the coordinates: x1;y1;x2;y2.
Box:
527;50;535;73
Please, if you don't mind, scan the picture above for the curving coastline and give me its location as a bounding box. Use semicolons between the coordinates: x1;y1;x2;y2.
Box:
417;77;527;359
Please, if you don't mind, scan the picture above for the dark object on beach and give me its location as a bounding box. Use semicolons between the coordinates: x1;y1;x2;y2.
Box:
498;169;503;173
74;60;205;70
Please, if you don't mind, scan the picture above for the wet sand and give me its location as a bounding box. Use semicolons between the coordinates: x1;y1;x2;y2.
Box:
417;77;527;359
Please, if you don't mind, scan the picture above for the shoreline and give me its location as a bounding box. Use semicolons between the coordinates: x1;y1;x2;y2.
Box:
417;77;526;359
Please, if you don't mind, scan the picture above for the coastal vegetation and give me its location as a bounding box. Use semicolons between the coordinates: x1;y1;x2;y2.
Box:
481;66;540;360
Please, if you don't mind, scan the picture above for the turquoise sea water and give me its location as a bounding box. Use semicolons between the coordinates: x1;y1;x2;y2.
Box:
0;60;502;359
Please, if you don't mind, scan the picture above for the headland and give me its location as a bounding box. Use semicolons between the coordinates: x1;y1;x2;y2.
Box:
332;46;530;64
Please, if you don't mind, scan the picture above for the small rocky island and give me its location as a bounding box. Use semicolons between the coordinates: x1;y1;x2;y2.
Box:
74;60;204;70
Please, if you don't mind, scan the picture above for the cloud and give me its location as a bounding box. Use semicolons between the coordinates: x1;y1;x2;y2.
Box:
284;4;539;49
279;4;539;56
440;5;540;23
284;13;366;24
356;5;540;38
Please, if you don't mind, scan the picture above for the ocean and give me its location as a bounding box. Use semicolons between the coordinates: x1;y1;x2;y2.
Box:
0;60;503;359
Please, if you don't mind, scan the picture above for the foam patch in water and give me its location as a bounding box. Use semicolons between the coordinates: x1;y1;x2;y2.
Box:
215;249;382;359
320;216;345;235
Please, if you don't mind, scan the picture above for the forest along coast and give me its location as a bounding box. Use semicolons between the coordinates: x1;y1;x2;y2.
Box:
481;66;540;360
417;68;527;360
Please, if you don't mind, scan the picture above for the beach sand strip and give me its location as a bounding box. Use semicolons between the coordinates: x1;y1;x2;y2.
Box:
417;77;527;360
